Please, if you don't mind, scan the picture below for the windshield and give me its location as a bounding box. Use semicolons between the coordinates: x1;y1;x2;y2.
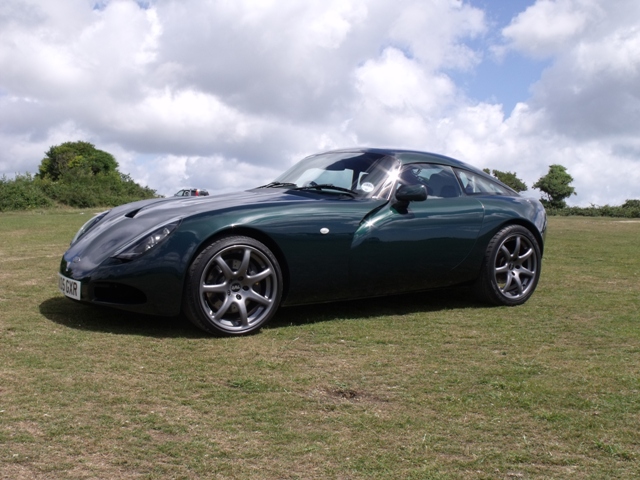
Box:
272;151;400;199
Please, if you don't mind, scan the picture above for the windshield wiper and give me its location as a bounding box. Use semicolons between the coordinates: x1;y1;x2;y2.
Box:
256;182;298;189
294;184;357;196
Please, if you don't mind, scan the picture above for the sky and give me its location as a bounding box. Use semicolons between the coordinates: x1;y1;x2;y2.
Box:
1;0;639;206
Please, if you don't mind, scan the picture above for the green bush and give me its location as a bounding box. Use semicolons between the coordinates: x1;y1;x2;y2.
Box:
546;200;640;218
37;170;157;208
0;174;54;212
0;141;158;212
0;172;157;212
622;199;640;210
39;141;119;181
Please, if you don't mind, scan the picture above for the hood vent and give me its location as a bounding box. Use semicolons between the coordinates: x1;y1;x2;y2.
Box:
125;208;142;218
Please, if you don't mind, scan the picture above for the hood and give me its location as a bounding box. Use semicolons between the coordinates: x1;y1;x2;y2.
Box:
61;188;348;275
108;188;296;220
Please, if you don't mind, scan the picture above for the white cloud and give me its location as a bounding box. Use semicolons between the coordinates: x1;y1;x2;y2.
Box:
355;48;456;112
501;0;601;58
389;0;485;70
128;154;283;197
1;0;639;205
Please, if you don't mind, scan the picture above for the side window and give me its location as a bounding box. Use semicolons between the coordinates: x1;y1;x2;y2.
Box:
398;164;462;198
455;169;515;196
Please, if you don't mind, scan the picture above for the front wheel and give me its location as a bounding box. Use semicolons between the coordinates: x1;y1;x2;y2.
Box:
475;225;542;306
183;236;283;335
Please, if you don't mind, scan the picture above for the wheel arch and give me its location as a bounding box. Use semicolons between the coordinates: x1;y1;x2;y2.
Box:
459;217;544;285
185;226;291;303
496;218;545;256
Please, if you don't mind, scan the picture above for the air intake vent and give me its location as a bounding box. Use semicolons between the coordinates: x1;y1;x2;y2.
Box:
92;283;146;305
125;208;142;218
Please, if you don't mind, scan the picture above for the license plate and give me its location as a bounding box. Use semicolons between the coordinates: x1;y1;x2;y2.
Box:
58;273;81;301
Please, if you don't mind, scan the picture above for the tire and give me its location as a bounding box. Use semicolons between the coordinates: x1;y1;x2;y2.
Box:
475;225;542;306
183;236;283;335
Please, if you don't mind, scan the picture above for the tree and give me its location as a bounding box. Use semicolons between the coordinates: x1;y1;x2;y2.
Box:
38;141;118;181
533;164;576;208
483;168;528;192
31;141;156;208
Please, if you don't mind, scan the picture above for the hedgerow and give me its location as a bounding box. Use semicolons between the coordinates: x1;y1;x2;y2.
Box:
0;172;157;212
0;174;54;211
545;200;640;218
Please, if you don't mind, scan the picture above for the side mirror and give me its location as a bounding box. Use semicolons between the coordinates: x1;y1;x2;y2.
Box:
395;184;427;202
392;184;427;212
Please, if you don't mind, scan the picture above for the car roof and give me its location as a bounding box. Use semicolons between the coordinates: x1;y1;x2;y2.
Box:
318;147;482;172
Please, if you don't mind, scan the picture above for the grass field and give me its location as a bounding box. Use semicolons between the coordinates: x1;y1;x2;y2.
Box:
1;211;639;479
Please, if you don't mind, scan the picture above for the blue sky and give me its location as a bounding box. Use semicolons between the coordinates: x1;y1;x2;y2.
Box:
1;0;639;205
455;53;549;113
457;0;550;113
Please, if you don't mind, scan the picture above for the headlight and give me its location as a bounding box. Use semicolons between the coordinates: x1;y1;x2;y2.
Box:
71;210;110;245
112;220;181;261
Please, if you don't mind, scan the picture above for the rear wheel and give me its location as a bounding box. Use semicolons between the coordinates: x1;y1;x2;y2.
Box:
475;225;541;306
183;236;282;335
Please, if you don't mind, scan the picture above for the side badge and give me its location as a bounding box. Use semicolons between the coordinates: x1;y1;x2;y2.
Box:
320;228;330;235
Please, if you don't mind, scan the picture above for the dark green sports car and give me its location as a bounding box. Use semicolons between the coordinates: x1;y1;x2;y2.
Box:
59;148;547;335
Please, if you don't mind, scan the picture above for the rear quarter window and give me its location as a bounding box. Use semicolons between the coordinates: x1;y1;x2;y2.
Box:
455;169;516;196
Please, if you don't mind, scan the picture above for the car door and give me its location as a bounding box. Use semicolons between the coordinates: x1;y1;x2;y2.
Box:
349;163;485;297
